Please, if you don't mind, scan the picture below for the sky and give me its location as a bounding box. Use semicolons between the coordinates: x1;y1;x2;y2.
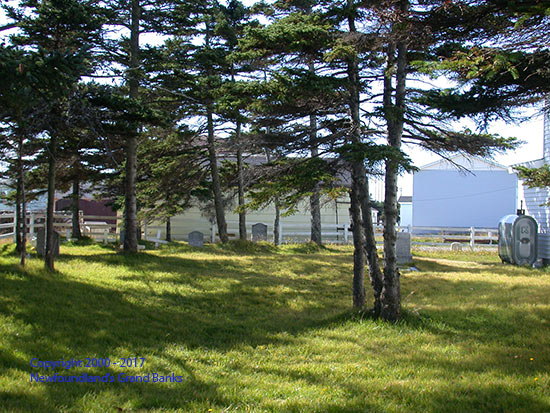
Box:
398;111;546;196
1;1;546;196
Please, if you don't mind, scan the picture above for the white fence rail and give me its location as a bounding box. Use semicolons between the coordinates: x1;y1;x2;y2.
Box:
201;221;499;246
0;209;500;248
0;211;120;243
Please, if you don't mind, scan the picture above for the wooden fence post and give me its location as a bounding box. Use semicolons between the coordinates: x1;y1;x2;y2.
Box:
30;212;35;236
344;224;349;244
470;227;475;249
12;207;16;243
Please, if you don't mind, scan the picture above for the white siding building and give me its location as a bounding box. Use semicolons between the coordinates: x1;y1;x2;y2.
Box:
517;104;550;259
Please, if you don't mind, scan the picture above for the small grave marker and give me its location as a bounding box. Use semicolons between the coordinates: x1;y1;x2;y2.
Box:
252;223;268;242
188;231;204;247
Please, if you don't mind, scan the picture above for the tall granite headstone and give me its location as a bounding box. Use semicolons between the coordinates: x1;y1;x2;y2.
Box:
252;223;268;242
36;227;60;257
396;232;412;265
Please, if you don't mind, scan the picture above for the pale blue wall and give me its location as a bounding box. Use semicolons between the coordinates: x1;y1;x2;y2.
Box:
413;170;517;228
399;203;412;227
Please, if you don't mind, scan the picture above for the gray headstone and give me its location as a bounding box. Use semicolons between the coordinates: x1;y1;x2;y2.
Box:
36;227;60;257
396;232;412;265
188;231;204;247
252;223;268;242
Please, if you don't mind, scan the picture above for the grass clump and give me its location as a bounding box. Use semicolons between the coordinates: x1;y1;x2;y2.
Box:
66;236;96;246
214;239;278;254
0;244;549;412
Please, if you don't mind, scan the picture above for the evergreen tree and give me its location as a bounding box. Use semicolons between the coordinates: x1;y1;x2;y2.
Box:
238;0;345;245
2;0;104;270
137;126;207;241
0;47;45;265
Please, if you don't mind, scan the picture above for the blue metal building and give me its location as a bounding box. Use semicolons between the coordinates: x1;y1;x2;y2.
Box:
413;155;518;229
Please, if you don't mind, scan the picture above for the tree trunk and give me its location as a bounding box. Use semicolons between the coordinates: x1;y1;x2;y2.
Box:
380;10;408;321
310;183;321;245
274;199;281;246
206;106;228;243
45;133;57;271
165;216;171;242
236;121;247;241
308;62;322;245
310;137;322;245
71;173;81;239
204;20;228;244
357;166;383;317
265;149;281;245
123;0;141;253
350;180;366;310
346;1;384;315
15;167;22;256
20;165;26;267
16;133;24;265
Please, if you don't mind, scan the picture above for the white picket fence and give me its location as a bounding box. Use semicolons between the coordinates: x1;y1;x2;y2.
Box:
143;220;498;247
0;210;499;248
0;211;120;243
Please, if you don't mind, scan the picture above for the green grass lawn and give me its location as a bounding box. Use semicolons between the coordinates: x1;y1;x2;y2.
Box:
0;242;549;412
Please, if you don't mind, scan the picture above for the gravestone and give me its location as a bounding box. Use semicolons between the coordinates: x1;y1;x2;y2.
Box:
396;232;412;265
451;242;462;252
252;223;268;242
188;231;204;247
36;228;60;257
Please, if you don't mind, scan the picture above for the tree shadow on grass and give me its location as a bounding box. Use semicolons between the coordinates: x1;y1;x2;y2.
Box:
2;247;549;411
412;256;545;277
55;250;353;302
0;255;353;411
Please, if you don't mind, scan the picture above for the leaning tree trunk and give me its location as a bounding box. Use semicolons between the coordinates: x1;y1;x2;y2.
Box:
204;20;228;244
346;1;384;315
71;173;81;239
380;24;407;322
206;105;228;243
45;133;57;271
357;166;384;317
350;178;366;310
236;121;247;241
123;0;141;253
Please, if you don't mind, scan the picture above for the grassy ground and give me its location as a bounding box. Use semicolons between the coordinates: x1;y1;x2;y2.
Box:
0;241;549;412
